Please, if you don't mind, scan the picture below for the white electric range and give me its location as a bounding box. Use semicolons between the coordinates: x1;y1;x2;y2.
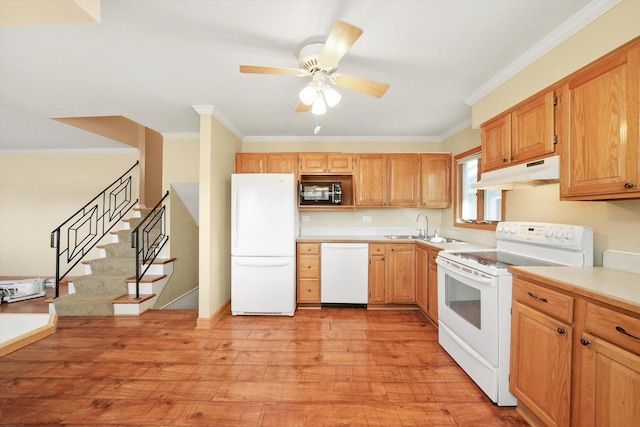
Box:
436;222;593;406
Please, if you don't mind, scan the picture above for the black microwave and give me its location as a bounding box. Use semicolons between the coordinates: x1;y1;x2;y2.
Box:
300;182;342;205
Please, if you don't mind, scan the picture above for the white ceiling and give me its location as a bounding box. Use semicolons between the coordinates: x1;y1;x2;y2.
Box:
0;0;616;151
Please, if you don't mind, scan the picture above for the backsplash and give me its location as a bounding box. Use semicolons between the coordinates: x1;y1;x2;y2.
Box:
603;250;640;274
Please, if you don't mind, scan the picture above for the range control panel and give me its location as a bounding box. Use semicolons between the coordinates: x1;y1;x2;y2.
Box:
496;222;593;250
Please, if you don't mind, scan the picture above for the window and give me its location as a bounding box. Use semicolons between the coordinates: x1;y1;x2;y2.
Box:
454;147;505;230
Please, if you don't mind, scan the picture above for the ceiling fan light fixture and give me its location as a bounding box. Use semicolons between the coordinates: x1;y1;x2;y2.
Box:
311;95;327;115
299;83;317;105
322;85;341;107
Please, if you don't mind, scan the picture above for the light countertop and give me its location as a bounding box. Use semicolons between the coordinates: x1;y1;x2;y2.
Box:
508;266;640;315
297;235;491;251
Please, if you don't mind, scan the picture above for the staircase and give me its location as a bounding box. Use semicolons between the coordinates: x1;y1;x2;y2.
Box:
50;214;174;316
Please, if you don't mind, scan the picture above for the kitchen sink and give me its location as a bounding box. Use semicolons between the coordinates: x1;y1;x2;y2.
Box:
384;235;464;244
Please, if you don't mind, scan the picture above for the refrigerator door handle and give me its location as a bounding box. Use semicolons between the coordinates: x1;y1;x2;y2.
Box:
232;182;239;250
234;258;292;268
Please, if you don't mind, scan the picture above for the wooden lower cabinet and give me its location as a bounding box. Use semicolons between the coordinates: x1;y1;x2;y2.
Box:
511;300;572;427
510;273;640;427
368;243;386;304
415;246;428;312
297;242;320;303
577;332;640;427
426;249;440;324
368;243;416;305
387;244;416;303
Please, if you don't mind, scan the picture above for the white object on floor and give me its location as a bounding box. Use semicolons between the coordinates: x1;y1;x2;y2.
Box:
0;278;46;303
231;174;299;316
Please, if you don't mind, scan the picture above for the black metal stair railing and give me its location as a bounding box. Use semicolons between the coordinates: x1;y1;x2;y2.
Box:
50;161;139;298
131;190;169;300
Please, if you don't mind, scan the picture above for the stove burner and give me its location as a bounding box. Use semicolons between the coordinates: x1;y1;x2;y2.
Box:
448;250;559;270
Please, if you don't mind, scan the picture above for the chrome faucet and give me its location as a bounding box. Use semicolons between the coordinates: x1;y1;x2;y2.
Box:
416;212;429;238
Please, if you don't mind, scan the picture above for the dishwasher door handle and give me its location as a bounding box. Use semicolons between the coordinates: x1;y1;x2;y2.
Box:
321;243;369;250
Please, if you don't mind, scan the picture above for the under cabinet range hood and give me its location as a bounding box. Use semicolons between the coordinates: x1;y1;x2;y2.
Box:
472;155;560;190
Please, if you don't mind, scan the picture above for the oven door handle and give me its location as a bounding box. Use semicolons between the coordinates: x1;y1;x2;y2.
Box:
436;257;496;286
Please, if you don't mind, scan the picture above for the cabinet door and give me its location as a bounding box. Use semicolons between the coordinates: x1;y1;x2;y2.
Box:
387;154;420;206
511;91;555;163
236;153;266;173
426;250;439;324
577;332;640;427
415;246;428;312
355;154;386;206
510;301;572;427
368;255;386;304
387;244;416;303
299;153;327;174
561;44;640;199
326;153;353;173
481;114;511;172
420;153;451;208
267;153;298;174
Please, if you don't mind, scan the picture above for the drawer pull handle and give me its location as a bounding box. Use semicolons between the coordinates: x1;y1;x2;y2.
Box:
624;182;634;189
527;291;548;303
580;338;590;346
616;326;640;340
557;328;566;335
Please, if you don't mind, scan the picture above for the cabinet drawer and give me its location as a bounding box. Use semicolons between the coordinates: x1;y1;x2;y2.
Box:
370;243;386;256
298;279;320;302
298;255;320;278
298;243;320;255
584;303;640;356
513;278;574;324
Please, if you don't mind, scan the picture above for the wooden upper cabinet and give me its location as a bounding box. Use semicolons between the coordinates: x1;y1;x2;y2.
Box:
236;153;298;175
355;154;387;206
511;91;555;163
299;153;353;174
267;153;298;174
560;42;640;200
236;153;267;173
481;90;556;173
387;154;420;206
482;114;512;172
356;153;420;207
420;153;451;208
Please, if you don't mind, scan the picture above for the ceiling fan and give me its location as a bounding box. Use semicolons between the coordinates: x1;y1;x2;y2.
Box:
239;20;390;115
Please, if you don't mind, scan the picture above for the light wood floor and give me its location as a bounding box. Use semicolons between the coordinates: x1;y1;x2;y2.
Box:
0;302;528;426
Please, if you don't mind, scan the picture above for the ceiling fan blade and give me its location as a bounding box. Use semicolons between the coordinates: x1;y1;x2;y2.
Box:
333;74;390;98
319;20;363;68
239;65;308;76
295;101;311;113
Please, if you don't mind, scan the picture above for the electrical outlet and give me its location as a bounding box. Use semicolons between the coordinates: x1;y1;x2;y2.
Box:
302;216;310;222
363;216;372;222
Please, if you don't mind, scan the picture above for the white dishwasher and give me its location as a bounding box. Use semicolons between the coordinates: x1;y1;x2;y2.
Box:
321;243;369;307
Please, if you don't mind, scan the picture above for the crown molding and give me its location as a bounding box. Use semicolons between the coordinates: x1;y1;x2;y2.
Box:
440;117;473;141
192;105;244;141
241;135;442;144
464;0;622;106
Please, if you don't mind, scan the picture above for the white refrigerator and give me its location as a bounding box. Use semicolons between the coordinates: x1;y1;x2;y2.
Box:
231;173;299;316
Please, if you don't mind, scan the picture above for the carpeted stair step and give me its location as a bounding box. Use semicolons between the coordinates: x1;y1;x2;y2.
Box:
72;274;131;293
103;241;136;258
53;292;128;316
86;257;137;275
